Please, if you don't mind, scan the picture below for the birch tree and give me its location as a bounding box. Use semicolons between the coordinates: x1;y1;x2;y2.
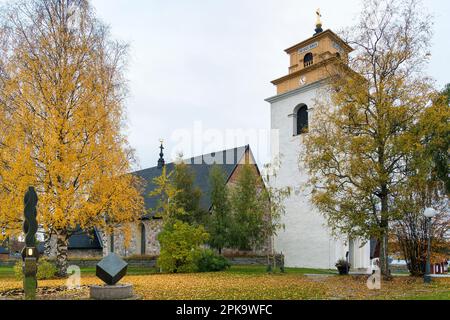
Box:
0;0;144;276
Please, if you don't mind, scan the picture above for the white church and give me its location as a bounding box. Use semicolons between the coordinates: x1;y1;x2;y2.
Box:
42;13;374;273
266;14;372;271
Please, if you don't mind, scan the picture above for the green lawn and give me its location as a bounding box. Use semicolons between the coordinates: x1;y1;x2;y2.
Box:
1;264;335;278
77;265;336;277
408;291;450;300
224;265;336;275
0;264;339;282
80;266;157;276
0;265;159;279
0;266;15;279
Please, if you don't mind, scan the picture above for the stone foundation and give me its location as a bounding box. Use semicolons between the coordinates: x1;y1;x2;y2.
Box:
66;257;157;268
105;220;163;257
68;249;102;259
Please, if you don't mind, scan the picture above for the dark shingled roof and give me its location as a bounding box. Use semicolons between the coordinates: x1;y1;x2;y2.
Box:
68;227;103;250
135;145;250;218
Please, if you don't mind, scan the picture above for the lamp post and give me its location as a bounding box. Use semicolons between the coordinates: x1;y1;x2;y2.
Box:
423;207;437;284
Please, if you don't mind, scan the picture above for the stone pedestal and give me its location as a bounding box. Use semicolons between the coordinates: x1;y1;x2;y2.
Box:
90;284;134;300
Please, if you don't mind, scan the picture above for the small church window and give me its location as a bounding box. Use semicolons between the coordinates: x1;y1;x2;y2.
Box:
304;53;313;67
294;104;309;135
139;223;146;255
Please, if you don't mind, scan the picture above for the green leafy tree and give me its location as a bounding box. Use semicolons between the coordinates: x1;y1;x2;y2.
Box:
157;220;209;273
391;87;449;276
443;84;450;106
150;166;185;224
420;86;450;194
172;161;206;225
151;166;210;273
229;164;267;251
261;163;291;271
207;165;232;254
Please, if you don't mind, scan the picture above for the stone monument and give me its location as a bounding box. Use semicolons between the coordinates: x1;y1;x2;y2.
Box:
90;253;134;300
21;187;39;300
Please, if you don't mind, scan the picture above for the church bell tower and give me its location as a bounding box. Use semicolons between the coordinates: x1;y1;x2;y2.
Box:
266;11;371;270
271;10;353;96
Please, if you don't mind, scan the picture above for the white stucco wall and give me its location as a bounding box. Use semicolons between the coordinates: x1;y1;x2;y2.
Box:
267;82;370;270
349;238;372;270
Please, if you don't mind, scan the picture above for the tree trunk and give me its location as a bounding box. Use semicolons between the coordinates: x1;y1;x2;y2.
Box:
379;192;392;279
100;229;108;257
56;231;69;277
43;231;52;258
379;228;391;279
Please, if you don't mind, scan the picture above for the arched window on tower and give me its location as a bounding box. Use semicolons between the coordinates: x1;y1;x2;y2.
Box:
294;104;309;136
304;53;313;67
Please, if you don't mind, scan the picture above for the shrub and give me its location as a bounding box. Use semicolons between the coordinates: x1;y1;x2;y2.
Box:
157;220;209;273
196;249;230;272
14;259;57;280
38;260;57;279
13;260;22;280
335;259;351;275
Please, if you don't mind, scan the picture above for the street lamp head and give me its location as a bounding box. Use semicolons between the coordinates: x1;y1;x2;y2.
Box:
424;207;437;218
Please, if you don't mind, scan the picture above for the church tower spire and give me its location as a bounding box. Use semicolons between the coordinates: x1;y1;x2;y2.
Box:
157;139;165;169
314;9;323;35
269;14;353;95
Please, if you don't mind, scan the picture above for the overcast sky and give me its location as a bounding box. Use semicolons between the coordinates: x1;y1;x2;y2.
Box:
6;0;450;169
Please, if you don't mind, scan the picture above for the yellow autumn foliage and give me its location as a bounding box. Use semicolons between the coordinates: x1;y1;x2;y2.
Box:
0;0;144;272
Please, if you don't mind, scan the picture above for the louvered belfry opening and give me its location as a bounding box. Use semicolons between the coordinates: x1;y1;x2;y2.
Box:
304;52;313;67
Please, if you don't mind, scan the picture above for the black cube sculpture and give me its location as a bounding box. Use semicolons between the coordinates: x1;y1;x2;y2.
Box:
96;253;128;286
91;253;134;300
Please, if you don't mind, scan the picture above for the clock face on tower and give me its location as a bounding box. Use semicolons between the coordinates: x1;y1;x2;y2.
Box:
299;76;307;86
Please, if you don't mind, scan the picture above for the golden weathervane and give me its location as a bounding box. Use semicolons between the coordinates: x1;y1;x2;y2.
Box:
316;8;322;26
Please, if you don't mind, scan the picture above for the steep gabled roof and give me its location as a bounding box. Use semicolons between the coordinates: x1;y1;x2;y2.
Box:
134;145;252;218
